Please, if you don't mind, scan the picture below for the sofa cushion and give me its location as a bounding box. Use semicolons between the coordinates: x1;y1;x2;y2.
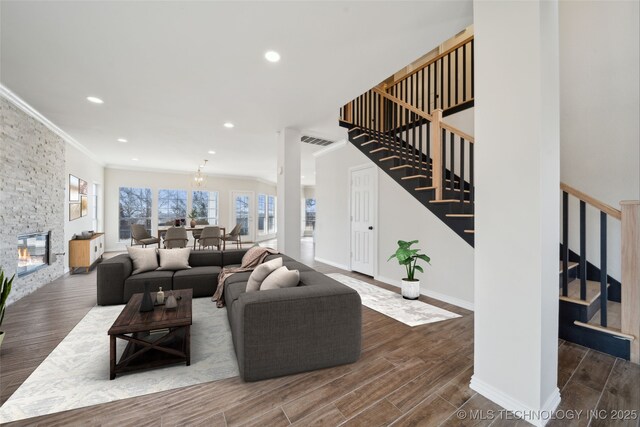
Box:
157;248;191;270
261;266;300;290
123;270;174;302
189;250;223;267
222;250;247;266
173;266;222;298
225;271;252;285
246;258;283;292
226;281;247;305
127;247;159;275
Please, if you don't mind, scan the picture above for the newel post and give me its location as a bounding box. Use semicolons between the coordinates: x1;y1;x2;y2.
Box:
621;200;640;364
431;109;443;200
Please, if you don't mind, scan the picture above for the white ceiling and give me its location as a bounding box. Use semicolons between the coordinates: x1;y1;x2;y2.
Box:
1;1;472;186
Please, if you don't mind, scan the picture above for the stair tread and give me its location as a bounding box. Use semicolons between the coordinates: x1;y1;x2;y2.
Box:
379;156;400;162
464;230;475;234
369;147;388;153
348;127;361;133
353;133;368;139
361;140;377;146
559;280;610;305
447;214;474;218
558;261;579;274
401;175;428;180
415;186;436;191
429;199;472;204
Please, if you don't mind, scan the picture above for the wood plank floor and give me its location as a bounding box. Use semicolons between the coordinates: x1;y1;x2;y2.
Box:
1;239;638;426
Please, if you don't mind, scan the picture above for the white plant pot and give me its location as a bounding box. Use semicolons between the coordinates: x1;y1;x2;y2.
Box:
401;279;420;300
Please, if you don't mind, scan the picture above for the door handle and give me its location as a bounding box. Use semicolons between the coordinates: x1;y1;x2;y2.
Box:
368;226;374;230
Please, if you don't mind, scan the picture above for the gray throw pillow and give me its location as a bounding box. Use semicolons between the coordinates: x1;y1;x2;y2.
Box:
127;247;159;275
157;248;192;271
246;257;283;292
260;266;300;290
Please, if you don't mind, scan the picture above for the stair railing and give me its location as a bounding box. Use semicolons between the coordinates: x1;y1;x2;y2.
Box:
385;35;474;115
561;183;640;362
440;120;474;203
340;88;474;202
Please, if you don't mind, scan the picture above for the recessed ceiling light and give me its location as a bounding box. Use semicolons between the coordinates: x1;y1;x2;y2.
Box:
265;51;281;63
86;96;104;104
208;150;216;155
223;122;234;129
132;158;139;161
117;138;128;143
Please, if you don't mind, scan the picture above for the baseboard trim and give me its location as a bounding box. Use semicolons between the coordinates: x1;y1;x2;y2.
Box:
470;376;561;427
314;257;350;271
375;275;474;311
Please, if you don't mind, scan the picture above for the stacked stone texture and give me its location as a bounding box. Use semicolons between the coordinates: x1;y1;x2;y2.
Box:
1;97;65;304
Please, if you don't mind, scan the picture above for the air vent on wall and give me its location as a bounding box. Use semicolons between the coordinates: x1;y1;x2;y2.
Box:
301;135;335;147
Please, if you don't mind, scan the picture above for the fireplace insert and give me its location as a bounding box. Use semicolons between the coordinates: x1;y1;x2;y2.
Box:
17;231;50;277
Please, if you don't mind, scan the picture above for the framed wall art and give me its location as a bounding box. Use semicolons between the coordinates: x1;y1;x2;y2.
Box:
69;175;80;202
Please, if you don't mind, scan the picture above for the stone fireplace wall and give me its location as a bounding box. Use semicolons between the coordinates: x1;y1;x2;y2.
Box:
0;96;65;304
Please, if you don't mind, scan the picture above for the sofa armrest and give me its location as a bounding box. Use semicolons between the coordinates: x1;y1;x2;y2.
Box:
96;254;132;305
233;284;362;381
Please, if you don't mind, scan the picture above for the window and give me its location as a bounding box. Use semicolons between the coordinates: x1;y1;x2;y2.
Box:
119;187;152;241
304;198;316;234
267;195;276;234
92;183;99;231
192;191;219;225
158;189;187;226
257;194;266;234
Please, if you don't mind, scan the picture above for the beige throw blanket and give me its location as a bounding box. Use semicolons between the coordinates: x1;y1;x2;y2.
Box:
212;246;279;307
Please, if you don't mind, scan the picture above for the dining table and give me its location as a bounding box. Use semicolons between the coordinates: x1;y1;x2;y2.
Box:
157;226;226;250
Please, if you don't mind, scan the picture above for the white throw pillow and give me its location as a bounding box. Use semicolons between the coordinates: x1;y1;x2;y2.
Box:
246;257;283;292
157;248;192;271
260;266;300;290
127;247;159;275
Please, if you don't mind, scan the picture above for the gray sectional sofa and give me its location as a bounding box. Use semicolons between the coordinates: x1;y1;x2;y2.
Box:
96;249;362;381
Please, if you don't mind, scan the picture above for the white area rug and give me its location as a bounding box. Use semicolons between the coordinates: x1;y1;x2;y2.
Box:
0;299;238;424
327;273;461;327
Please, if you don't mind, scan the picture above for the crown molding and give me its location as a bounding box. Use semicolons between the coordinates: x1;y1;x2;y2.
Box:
0;83;105;166
105;164;277;186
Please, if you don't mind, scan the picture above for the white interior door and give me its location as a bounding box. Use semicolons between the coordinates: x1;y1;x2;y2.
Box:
231;191;254;242
350;165;376;276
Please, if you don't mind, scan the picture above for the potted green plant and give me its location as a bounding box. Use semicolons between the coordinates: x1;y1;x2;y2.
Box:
188;209;198;228
0;269;14;347
387;240;430;300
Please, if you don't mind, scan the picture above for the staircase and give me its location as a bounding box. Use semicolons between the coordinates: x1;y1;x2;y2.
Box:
337;33;640;362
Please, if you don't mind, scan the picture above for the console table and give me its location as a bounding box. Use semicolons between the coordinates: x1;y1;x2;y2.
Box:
68;232;105;273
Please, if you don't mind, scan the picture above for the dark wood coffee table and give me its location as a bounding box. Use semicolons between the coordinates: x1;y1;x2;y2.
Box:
108;289;192;380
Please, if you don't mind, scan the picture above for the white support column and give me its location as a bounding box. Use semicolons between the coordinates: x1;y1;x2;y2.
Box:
276;128;301;260
471;1;561;424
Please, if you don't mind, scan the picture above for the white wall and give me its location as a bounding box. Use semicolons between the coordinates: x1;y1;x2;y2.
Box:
104;168;276;251
559;0;640;280
64;143;105;272
315;142;474;308
471;0;560;420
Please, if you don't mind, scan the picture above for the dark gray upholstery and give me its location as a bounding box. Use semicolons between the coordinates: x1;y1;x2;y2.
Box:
97;250;228;305
222;249;246;266
97;254;132;305
97;248;362;383
124;271;174;301
229;275;361;381
173;266;222;297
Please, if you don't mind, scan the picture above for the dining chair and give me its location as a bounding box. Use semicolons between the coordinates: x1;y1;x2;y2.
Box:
223;223;242;249
163;226;188;249
191;219;210;248
130;224;160;247
197;226;221;250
